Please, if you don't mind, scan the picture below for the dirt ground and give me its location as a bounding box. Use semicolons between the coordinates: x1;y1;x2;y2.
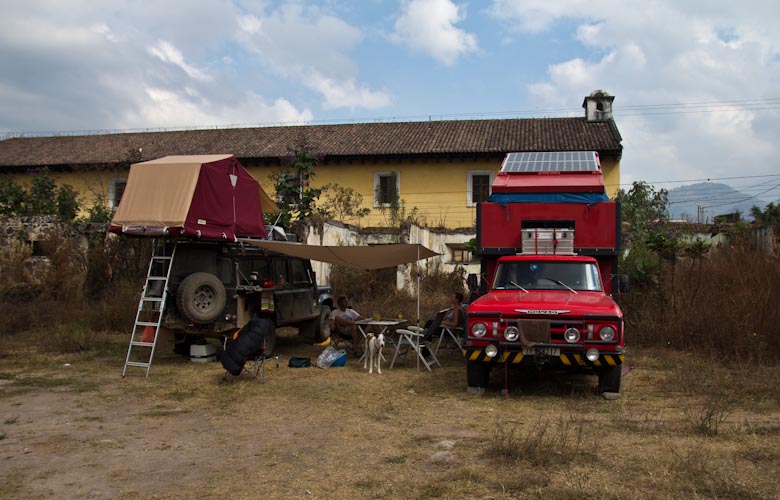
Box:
1;329;779;500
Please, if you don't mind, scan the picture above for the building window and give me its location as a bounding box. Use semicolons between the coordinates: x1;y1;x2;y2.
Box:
467;170;493;207
108;178;127;210
374;172;399;207
448;244;473;263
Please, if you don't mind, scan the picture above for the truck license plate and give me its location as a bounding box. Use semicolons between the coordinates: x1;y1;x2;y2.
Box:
522;347;560;357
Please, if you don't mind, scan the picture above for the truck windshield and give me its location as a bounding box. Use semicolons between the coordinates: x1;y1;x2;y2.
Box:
493;261;603;292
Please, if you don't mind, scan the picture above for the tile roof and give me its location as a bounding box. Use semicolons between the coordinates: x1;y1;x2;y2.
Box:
0;117;622;168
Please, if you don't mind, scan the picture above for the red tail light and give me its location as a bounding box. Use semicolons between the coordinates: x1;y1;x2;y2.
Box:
261;280;275;288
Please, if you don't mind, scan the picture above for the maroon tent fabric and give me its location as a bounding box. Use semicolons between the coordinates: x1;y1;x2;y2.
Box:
110;154;268;240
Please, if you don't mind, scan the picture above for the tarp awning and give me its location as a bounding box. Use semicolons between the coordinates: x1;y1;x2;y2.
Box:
239;240;439;270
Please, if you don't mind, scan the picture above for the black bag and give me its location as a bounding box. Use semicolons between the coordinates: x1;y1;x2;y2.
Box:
288;357;311;368
220;317;269;376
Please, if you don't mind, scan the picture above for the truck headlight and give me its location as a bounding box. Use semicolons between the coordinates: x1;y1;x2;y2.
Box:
485;344;498;357
472;322;487;337
504;326;520;342
564;327;580;343
599;326;616;341
586;348;600;362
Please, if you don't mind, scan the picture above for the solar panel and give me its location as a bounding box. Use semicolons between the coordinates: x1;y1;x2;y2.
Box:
500;151;599;173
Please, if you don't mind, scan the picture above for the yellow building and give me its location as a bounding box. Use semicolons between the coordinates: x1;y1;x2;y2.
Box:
0;91;622;229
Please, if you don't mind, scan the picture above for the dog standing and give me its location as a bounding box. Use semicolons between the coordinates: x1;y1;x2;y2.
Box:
365;333;385;374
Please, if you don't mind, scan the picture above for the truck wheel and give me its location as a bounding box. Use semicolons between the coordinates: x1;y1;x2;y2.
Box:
176;272;227;324
315;305;331;342
598;365;622;393
467;361;491;388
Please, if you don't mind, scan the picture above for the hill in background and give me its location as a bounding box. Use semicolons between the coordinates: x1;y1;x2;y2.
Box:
666;182;773;222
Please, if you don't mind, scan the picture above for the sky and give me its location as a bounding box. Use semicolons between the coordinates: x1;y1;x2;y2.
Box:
1;0;779;210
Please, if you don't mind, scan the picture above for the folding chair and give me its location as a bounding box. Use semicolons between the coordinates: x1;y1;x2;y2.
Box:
390;328;441;372
221;317;278;383
435;304;468;354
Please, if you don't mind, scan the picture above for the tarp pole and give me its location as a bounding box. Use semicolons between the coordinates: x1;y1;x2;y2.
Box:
416;244;420;327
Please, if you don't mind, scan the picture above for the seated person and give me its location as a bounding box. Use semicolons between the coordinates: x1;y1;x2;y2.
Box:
423;292;464;338
329;296;364;355
441;292;464;329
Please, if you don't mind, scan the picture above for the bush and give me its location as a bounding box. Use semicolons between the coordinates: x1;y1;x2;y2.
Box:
621;249;780;364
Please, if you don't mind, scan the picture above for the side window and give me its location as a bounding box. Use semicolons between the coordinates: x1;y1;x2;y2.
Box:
374;171;399;207
108;178;127;210
467;170;493;207
289;259;309;285
238;259;270;282
272;258;288;285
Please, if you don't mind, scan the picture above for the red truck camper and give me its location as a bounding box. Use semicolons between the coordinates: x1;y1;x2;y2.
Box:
464;151;624;393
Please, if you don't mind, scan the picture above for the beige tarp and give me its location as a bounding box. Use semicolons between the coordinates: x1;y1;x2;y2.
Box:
111;155;211;228
240;240;438;270
111;154;278;229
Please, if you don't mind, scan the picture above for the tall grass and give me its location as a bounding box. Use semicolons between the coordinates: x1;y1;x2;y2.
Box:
620;249;780;364
0;229;149;336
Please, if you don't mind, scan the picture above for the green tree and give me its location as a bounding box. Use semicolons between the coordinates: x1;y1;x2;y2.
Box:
0;178;27;216
617;181;675;286
270;150;323;228
750;202;780;227
55;184;80;221
28;167;57;215
324;183;370;224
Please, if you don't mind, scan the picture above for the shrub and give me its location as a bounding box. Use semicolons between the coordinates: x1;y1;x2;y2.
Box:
621;249;780;364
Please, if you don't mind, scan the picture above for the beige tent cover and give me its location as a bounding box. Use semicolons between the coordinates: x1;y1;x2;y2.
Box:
241;240;438;270
111;154;277;229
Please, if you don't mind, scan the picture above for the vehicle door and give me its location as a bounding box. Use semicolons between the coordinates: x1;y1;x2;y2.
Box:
287;258;317;321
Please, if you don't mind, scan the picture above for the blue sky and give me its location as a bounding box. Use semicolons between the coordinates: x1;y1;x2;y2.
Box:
1;0;779;208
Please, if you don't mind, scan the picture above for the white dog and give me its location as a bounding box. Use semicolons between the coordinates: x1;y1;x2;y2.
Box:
364;333;385;374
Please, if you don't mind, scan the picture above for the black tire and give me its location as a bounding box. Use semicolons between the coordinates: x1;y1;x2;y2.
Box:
598;365;622;393
263;321;277;356
467;360;491;388
298;305;330;341
176;272;227;324
315;305;331;342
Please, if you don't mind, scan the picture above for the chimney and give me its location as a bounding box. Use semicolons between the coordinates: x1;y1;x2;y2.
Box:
583;90;614;122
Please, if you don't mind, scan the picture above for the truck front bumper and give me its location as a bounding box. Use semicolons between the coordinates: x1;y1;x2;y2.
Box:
462;342;624;368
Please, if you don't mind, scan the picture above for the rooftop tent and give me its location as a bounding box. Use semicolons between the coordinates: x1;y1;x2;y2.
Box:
110;154;276;240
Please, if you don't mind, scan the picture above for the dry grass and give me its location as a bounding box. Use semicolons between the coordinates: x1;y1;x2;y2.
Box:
1;325;780;500
621;249;780;363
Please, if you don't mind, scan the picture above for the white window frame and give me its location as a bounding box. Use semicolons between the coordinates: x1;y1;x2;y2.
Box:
373;171;400;208
467;170;493;207
108;177;128;210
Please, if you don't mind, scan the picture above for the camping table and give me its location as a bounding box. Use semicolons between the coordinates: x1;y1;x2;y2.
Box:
356;318;408;362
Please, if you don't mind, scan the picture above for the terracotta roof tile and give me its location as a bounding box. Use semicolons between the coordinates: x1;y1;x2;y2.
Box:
0;117;621;168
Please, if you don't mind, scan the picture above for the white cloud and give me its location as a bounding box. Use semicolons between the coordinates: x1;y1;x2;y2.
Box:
0;1;324;131
308;74;392;110
491;0;780;190
148;40;210;81
123;88;312;129
391;0;479;66
236;3;390;110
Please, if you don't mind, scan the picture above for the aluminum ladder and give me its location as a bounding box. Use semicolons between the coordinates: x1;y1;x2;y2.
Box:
122;239;176;378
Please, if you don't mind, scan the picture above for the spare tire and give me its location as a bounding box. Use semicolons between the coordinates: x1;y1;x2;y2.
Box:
176;272;227;324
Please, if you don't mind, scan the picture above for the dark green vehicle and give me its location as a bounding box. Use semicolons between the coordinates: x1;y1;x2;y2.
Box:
164;240;333;355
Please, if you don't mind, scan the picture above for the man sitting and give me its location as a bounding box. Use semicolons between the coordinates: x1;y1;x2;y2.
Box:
329;296;364;355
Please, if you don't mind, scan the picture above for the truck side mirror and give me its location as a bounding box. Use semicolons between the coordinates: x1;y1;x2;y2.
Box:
467;273;479;292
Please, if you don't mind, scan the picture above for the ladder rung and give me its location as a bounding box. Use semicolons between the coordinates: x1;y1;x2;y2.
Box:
142;297;163;303
125;361;150;368
152;256;173;261
136;321;160;327
148;277;168;281
131;341;156;347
